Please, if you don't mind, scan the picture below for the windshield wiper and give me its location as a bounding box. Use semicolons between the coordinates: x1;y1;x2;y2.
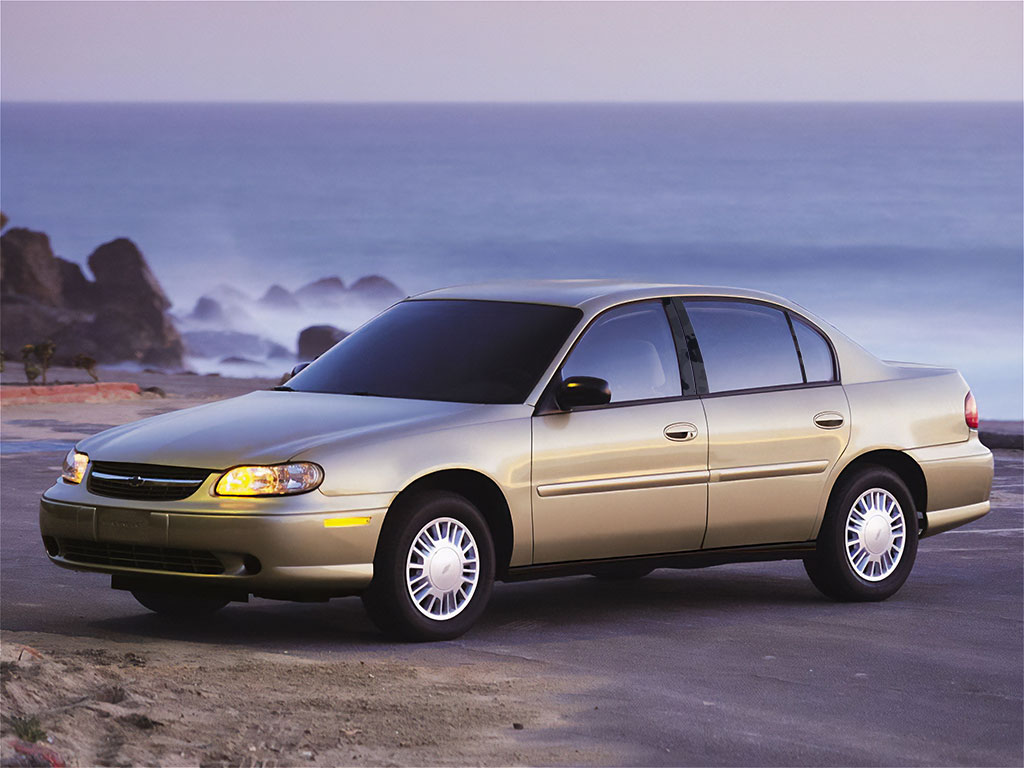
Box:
272;385;294;391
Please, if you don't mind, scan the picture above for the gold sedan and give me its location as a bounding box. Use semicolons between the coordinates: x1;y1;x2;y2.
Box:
41;282;994;640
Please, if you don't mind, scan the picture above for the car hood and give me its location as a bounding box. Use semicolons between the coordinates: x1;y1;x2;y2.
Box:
77;390;513;469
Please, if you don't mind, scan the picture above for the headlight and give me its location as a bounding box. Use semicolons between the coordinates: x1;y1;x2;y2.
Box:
214;462;324;496
62;450;89;484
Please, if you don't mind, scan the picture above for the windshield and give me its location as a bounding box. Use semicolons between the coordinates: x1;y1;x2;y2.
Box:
286;299;582;404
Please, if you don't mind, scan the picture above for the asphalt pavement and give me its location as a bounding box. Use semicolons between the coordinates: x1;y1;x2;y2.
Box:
2;444;1021;766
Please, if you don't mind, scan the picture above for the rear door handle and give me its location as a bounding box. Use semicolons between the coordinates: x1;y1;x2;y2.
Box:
813;411;845;429
664;422;698;442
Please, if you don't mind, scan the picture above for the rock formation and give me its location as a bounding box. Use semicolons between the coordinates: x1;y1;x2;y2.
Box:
296;276;346;305
0;228;185;367
297;325;348;360
258;284;300;310
349;275;403;302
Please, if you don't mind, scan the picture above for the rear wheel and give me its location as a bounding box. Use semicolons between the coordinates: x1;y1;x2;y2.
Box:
131;591;230;617
362;491;495;641
804;466;918;601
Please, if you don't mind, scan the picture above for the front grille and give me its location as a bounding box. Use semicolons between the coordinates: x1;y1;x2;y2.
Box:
87;461;212;502
58;538;224;575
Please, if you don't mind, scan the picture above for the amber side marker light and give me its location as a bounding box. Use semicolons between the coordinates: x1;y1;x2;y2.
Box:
965;391;979;429
323;517;372;528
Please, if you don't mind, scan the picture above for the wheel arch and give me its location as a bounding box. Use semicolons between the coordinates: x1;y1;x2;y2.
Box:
823;450;928;533
385;469;515;578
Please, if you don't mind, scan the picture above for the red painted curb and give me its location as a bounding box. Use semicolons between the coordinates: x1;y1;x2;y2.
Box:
0;382;141;404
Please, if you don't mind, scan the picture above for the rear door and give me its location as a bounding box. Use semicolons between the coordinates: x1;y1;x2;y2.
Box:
676;299;850;549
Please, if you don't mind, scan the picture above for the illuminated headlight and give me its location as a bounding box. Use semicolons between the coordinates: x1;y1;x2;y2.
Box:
62;450;89;484
215;463;324;496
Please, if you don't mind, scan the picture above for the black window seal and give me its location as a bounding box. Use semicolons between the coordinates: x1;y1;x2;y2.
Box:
784;311;809;384
661;298;698;399
669;299;709;396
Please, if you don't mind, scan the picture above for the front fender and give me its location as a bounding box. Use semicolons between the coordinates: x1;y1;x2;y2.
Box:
291;414;533;565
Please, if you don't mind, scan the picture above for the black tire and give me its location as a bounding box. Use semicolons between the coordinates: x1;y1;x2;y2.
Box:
131;590;230;617
362;490;495;641
590;564;655;581
803;466;919;601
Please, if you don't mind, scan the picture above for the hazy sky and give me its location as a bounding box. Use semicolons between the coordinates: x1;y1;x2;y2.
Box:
2;1;1021;102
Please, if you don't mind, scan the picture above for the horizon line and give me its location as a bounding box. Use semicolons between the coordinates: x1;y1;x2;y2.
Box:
2;99;1023;107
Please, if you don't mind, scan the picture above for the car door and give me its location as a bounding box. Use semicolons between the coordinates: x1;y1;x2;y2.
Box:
531;300;709;563
677;299;850;549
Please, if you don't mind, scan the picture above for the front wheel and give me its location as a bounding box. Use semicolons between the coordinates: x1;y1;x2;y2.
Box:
804;466;919;601
362;491;495;641
131;590;230;617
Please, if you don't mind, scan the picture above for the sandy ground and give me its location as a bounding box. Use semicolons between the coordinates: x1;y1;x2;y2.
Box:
1;369;1021;767
0;631;601;768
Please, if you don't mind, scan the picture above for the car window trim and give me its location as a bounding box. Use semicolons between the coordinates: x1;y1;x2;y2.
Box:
534;295;842;415
667;299;709;395
533;297;699;416
786;310;840;384
784;311;809;384
676;296;840;397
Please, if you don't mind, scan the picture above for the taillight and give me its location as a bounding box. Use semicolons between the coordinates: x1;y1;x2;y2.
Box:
965;391;979;429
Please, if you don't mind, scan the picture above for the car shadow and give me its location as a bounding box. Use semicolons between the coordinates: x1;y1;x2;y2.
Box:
86;564;827;651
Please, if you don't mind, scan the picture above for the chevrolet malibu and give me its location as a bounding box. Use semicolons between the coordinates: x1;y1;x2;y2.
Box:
40;281;994;640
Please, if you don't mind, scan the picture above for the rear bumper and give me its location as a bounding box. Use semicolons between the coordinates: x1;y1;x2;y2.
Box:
39;494;384;597
921;501;990;538
908;435;994;538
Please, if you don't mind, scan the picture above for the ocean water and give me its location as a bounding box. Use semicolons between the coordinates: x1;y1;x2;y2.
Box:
1;102;1021;417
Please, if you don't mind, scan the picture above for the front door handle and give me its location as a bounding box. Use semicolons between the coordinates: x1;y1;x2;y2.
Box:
813;411;845;429
664;422;698;442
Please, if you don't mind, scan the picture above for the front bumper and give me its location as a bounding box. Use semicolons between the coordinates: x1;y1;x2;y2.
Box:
39;484;389;598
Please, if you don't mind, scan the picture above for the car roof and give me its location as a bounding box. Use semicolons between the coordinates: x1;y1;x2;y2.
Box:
412;279;792;313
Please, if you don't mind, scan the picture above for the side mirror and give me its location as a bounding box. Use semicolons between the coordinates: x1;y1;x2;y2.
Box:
556;376;611;410
290;362;310;378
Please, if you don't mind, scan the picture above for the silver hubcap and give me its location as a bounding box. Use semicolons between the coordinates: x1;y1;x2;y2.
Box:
406;517;479;621
845;488;906;581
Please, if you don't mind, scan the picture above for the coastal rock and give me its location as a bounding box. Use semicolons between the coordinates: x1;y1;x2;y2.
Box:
91;305;184;367
206;283;253;305
0;228;65;307
188;296;228;325
88;238;171;311
259;284;300;310
350;275;403;302
85;239;183;366
296;276;346;305
56;258;97;310
297;325;348;360
0;230;184;367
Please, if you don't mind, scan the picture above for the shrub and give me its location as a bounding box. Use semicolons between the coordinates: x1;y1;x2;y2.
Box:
35;341;56;385
20;345;39;384
21;341;56;384
73;354;99;382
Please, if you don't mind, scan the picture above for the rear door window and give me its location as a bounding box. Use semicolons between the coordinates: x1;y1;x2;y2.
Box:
792;315;836;383
682;300;803;393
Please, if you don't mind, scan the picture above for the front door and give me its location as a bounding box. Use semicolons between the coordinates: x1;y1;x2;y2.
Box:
531;300;709;563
